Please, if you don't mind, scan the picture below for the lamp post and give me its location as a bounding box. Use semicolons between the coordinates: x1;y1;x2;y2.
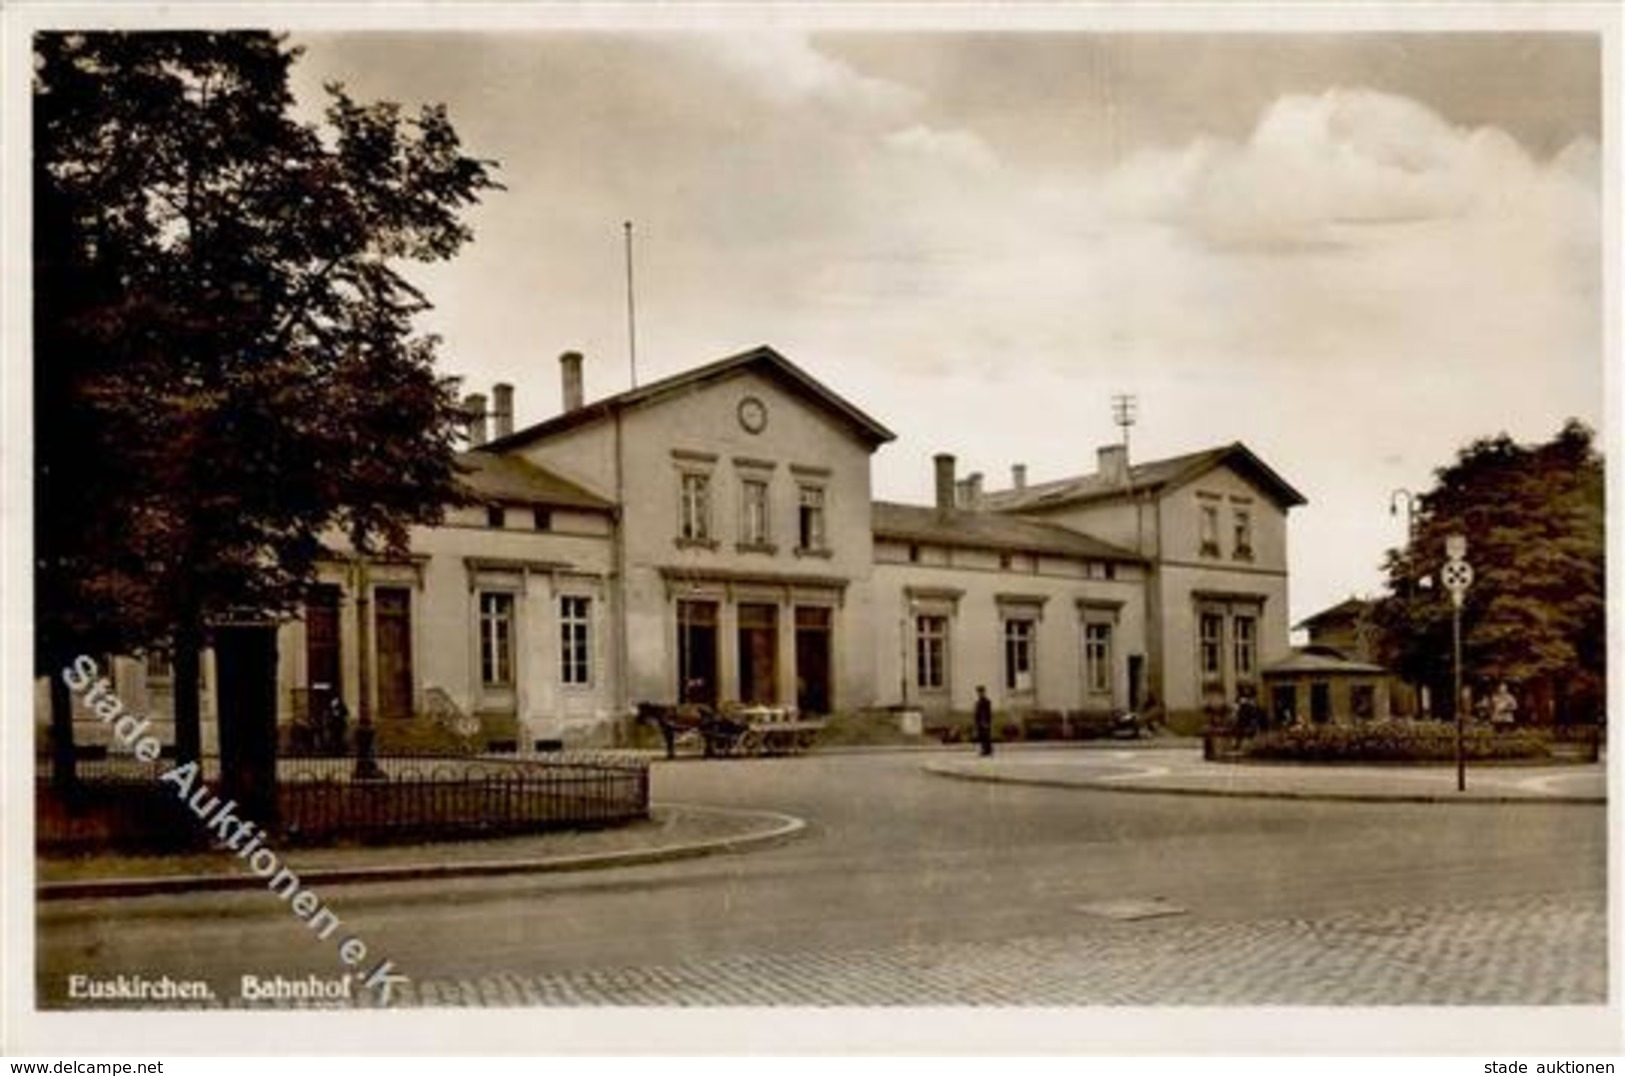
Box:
1440;534;1473;792
1389;489;1418;541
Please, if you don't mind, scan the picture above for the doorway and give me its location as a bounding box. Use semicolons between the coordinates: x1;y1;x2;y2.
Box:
737;603;778;706
1310;681;1331;724
678;600;719;707
795;606;832;715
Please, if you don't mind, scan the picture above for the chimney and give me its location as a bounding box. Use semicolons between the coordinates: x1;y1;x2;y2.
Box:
933;453;956;516
1097;444;1128;485
465;393;488;447
560;351;584;412
1011;463;1027;491
965;471;984;511
491;382;514;439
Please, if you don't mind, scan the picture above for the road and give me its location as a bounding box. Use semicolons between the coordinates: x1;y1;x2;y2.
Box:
36;749;1609;1007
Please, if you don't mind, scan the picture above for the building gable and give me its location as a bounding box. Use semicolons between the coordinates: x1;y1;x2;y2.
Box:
484;345;896;454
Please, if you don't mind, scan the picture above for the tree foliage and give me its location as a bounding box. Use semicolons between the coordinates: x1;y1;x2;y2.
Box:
1372;420;1605;723
35;32;499;761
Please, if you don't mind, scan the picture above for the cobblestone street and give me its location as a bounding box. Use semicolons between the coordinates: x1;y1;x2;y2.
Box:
396;891;1606;1007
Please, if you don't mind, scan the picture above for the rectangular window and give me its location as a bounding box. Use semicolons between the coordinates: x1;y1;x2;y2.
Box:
144;650;172;681
1199;503;1220;557
740;478;771;546
797;485;827;552
559;596;592;686
1233;615;1257;683
1233;507;1253;560
1085;622;1113;695
533;507;552;531
479;592;514;687
679;472;711;542
1200;612;1224;681
915;614;948;690
486;504;506;530
1004;619;1035;693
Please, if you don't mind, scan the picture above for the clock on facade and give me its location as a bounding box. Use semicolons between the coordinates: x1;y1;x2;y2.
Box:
737;395;768;434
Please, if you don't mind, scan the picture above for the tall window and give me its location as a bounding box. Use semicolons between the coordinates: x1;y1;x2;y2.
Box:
740;478;771;546
915;614;948;690
1233;615;1257;683
1085;622;1113;695
1200;613;1224;681
1004;619;1035;693
797;485;827;552
1199;502;1220;557
1232;506;1253;560
560;596;592;686
479;592;514;687
679;472;711;542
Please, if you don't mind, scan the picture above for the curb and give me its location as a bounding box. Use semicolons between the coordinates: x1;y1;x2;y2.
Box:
37;803;806;901
922;762;1607;806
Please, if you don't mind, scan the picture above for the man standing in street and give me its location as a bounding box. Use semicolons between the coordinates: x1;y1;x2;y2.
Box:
974;685;994;757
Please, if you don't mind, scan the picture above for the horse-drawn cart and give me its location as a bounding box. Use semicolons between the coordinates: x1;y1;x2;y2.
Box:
638;702;825;759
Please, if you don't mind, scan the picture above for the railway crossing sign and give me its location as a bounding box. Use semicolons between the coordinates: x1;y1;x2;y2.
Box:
1441;559;1473;604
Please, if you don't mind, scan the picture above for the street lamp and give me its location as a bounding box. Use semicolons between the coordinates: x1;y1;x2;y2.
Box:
1389;489;1418;540
1440;534;1473;792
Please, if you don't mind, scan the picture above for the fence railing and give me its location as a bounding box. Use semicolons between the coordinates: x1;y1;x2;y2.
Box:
37;751;651;851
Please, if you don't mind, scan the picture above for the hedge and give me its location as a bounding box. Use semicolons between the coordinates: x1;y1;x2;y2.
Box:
1240;720;1550;763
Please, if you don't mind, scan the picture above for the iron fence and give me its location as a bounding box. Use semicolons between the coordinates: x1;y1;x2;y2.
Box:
37;752;650;851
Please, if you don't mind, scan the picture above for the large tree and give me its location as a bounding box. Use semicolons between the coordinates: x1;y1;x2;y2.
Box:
35;32;498;772
1372;420;1605;725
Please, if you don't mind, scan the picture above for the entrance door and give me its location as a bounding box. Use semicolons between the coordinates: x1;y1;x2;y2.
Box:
374;587;414;719
678;600;719;707
794;606;832;715
1310;681;1331;724
737;603;778;706
1271;684;1297;726
1127;654;1144;713
305;585;342;724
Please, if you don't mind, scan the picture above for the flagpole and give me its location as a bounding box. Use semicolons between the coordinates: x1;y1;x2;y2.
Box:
624;220;638;389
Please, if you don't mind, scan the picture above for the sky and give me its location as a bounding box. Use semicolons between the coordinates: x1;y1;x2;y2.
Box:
288;27;1604;627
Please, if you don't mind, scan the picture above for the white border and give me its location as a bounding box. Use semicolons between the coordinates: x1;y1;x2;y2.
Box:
3;1;1621;1057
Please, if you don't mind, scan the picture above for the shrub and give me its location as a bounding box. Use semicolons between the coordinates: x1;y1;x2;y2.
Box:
1241;720;1550;763
817;710;932;748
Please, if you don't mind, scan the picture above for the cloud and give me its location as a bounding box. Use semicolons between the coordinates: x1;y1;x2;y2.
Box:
884;124;998;172
1103;88;1600;254
701;33;919;118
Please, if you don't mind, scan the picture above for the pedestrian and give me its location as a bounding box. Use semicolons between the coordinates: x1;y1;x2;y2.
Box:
973;685;994;757
1491;682;1518;730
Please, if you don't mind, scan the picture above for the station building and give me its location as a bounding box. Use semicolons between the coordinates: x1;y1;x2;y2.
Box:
43;345;1307;751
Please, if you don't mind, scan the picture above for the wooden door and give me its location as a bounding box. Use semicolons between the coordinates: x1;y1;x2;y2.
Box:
794;606;832;715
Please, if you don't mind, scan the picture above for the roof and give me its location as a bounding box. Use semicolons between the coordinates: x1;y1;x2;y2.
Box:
982;442;1308;513
1261;648;1389;677
483;345;896;452
455;450;612;511
872;501;1144;562
1294;597;1374;632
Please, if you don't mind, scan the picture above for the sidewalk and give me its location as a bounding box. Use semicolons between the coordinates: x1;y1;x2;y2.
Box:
925;746;1608;804
37;802;804;899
